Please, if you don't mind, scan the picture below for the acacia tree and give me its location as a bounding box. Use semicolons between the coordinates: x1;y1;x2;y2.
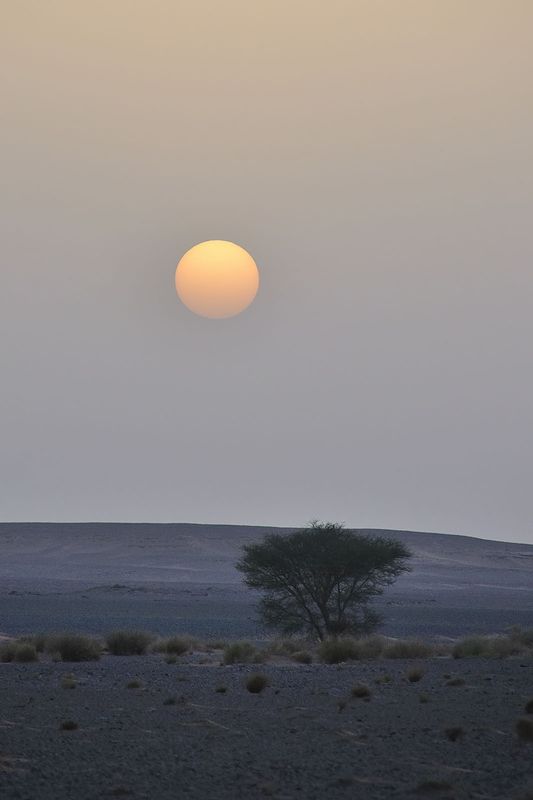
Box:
236;522;411;640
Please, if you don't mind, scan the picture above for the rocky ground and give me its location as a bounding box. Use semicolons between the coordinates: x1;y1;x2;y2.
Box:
1;655;533;800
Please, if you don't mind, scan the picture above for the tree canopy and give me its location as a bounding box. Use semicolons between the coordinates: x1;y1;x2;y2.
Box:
236;522;411;640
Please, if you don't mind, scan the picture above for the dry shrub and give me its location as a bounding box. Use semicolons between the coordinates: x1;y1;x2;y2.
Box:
155;636;191;656
351;684;371;699
106;631;154;656
223;642;257;665
291;650;312;664
415;780;453;795
246;673;268;694
0;642;38;663
406;666;425;683
16;634;48;653
46;634;101;662
268;638;307;656
446;677;465;687
60;720;78;731
126;679;142;689
525;699;533;714
452;634;524;659
444;726;464;742
318;638;359;664
516;718;533;742
383;639;433;659
508;626;533;647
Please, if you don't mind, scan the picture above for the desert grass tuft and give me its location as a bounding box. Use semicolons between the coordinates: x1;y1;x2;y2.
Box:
126;679;142;689
516;718;533;742
452;634;525;659
0;642;38;663
445;677;465;687
60;720;78;731
223;641;257;665
383;639;433;659
46;634;101;662
61;675;77;689
245;673;268;694
291;650;312;664
406;666;425;683
268;638;308;657
444;726;464;742
419;692;430;703
525;699;533;714
106;631;154;656
415;779;453;795
163;696;177;705
154;636;192;657
318;638;358;664
215;685;228;693
351;683;371;700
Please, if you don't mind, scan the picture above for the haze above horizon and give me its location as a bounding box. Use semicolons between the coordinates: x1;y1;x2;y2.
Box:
1;2;532;543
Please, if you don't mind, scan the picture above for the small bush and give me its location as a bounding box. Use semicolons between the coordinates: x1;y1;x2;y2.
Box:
383;639;433;659
375;673;392;685
446;677;465;687
61;676;77;690
451;634;524;659
106;631;153;656
14;643;38;663
223;642;257;665
154;636;192;656
419;693;430;703
415;780;453;795
490;636;524;658
318;638;359;664
246;673;268;694
0;642;38;663
126;679;142;689
60;720;78;731
291;650;312;664
0;643;16;662
406;667;424;683
452;636;489;658
516;718;533;742
525;699;533;714
351;684;371;699
46;635;101;662
165;655;177;664
268;638;309;657
17;634;48;653
215;685;228;693
353;635;386;659
508;626;533;647
445;726;464;742
163;696;176;705
208;640;227;650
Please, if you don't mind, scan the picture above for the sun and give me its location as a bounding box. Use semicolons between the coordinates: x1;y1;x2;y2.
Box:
175;240;260;319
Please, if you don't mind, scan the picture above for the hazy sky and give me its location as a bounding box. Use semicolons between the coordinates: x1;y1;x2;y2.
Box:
1;1;532;542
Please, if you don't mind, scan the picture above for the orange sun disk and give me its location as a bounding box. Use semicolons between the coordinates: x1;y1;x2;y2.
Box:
175;240;259;319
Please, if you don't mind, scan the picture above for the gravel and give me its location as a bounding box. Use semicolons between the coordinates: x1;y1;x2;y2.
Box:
1;656;533;799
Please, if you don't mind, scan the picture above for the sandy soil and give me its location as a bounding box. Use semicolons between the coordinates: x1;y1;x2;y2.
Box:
1;655;533;800
1;523;533;639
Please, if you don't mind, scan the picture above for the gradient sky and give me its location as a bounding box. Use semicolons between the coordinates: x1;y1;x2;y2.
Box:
1;1;532;542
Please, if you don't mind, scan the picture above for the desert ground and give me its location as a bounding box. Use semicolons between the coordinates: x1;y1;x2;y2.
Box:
1;523;533;799
2;653;533;800
1;523;533;639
